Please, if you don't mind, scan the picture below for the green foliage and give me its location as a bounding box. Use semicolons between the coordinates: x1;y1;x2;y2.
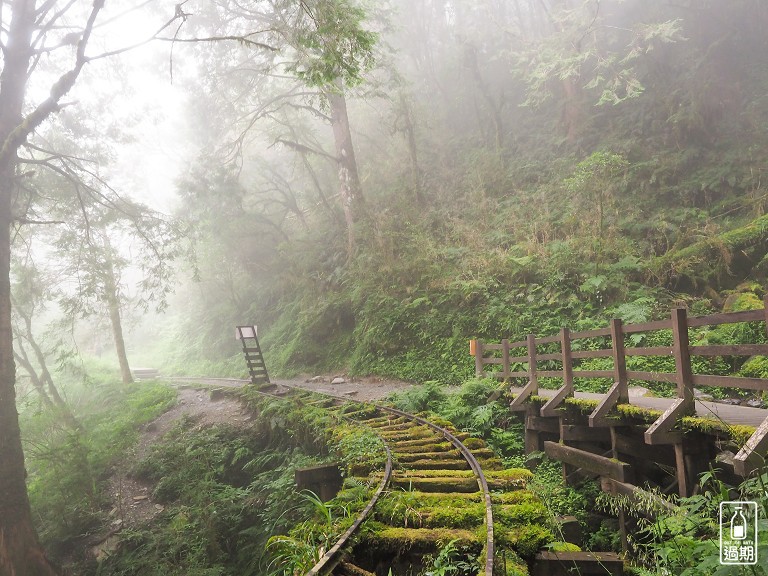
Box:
528;456;601;532
387;380;447;413
330;423;386;474
22;380;176;558
386;379;525;458
97;400;338;576
421;539;477;576
602;468;768;575
287;0;378;89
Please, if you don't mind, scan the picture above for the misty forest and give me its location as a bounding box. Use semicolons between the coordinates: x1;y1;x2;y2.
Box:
3;0;768;575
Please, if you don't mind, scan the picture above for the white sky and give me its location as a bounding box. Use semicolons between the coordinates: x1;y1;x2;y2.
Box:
33;0;201;214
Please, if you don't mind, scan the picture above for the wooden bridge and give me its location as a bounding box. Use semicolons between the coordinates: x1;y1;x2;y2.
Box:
471;297;768;501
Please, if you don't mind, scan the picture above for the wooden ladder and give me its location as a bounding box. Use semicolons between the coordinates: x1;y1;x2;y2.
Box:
236;326;270;386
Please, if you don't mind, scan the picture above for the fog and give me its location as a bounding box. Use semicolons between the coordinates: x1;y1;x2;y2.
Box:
9;0;767;379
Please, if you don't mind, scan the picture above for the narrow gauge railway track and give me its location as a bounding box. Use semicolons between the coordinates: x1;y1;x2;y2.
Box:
171;379;539;574
240;382;501;576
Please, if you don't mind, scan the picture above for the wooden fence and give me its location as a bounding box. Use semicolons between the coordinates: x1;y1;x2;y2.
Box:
471;296;768;476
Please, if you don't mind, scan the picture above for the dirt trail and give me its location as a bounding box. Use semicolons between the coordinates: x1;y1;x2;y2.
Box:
98;375;411;547
281;374;415;401
94;386;252;560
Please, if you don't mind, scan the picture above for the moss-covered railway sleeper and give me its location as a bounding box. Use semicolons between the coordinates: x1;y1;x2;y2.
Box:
246;382;497;576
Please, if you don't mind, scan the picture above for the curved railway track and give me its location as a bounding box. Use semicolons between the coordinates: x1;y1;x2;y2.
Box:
236;381;513;576
169;378;541;575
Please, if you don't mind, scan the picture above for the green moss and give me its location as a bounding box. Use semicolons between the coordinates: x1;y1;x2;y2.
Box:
340;404;380;418
379;428;438;441
680;416;755;446
392;468;531;492
367;525;480;553
653;212;768;280
547;541;581;552
495;548;529;576
740;355;768;378
397;450;462;462
611;404;757;445
390;475;480;493
495;523;554;557
397;469;477;478
562;398;599;413
426;416;459;431
487;468;534;482
364;416;408;427
615;403;663;423
724;291;764;312
375;490;486;529
495;502;550;526
391;491;485;506
393;443;455;455
493;491;540;506
375;421;424;432
402;458;470;471
465;448;497;460
462;437;486;450
477;458;504;471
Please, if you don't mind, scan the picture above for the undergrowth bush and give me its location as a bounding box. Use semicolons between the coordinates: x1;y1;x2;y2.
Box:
606;467;768;575
23;380;176;559
96;403;338;576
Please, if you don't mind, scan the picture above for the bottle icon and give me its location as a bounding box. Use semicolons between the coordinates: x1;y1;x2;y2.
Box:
731;506;748;540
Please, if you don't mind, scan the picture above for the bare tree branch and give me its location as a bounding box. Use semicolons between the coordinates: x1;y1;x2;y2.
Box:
155;34;278;50
272;137;337;161
0;0;106;167
14;217;64;225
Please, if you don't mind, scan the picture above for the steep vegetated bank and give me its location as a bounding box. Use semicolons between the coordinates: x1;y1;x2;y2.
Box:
18;373;177;566
92;390;342;576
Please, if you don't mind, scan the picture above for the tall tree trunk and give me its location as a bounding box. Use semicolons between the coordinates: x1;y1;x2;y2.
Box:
15;313;85;432
561;76;582;142
102;241;133;384
399;93;426;206
327;85;367;258
463;43;504;151
108;293;133;384
0;0;59;572
0;176;58;576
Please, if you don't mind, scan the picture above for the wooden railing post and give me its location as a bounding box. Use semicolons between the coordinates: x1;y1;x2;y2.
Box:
562;328;574;395
510;334;539;410
474;340;485;378
645;308;695;447
589;318;628;426
540;328;573;417
527;334;539;392
611;319;629;404
672;307;695;406
502;338;510;381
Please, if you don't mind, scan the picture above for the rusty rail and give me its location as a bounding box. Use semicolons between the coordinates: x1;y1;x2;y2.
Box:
238;382;495;576
377;405;495;576
305;443;393;576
